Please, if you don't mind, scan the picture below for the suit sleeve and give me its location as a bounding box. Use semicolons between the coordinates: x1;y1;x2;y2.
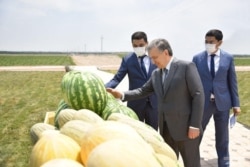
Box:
123;77;154;101
105;57;127;88
186;63;205;128
228;57;240;107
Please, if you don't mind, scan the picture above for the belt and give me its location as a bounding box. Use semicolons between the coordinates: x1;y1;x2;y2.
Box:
210;98;215;102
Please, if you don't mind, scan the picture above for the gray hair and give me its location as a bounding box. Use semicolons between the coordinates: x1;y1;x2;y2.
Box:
146;38;173;56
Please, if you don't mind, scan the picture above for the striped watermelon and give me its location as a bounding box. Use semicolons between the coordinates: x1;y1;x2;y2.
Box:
102;93;138;120
61;71;107;116
54;99;71;129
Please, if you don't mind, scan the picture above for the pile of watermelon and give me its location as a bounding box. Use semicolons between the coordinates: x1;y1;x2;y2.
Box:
28;70;182;167
55;70;138;128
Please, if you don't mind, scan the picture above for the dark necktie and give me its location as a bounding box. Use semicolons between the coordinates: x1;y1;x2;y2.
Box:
210;54;216;78
139;56;147;77
162;68;168;85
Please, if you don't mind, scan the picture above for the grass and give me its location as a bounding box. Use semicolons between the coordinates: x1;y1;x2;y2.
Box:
0;71;65;167
236;71;250;128
0;53;249;166
0;54;74;66
234;56;250;66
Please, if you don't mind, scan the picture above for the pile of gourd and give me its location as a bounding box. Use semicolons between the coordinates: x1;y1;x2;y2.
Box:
29;109;182;167
28;70;183;167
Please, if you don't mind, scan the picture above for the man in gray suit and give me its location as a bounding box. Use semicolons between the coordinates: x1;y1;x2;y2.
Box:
107;38;205;167
192;29;241;167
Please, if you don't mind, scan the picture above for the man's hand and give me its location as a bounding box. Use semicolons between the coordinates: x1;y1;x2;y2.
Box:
233;107;241;116
188;128;200;139
106;88;123;99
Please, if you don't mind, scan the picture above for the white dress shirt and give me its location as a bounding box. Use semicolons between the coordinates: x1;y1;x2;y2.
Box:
207;49;221;74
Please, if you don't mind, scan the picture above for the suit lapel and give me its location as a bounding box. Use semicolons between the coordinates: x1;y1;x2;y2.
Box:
155;69;165;96
201;53;213;79
215;51;225;79
132;55;146;78
203;53;210;75
163;58;178;95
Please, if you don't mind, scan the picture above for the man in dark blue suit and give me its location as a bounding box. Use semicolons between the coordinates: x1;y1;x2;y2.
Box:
105;31;158;130
192;29;241;167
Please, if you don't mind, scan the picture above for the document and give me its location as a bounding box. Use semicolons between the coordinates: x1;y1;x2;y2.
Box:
229;114;237;128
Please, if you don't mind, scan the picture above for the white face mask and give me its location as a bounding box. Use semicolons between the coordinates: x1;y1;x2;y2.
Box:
205;44;217;54
133;46;146;57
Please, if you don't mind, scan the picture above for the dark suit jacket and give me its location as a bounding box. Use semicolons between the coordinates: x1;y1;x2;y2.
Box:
105;52;157;111
192;50;240;111
123;58;204;141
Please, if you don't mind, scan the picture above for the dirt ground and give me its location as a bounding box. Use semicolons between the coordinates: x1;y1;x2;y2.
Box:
71;54;250;71
71;54;122;70
0;54;249;71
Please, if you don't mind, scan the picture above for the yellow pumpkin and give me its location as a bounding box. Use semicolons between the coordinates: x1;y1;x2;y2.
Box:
41;158;84;167
29;132;82;167
155;153;179;167
87;138;162;167
73;109;104;123
30;122;56;144
60;120;93;145
80;120;150;165
57;109;77;128
108;113;177;161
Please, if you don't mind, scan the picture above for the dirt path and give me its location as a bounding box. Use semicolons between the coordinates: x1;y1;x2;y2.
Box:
71;55;250;71
0;54;250;71
71;54;122;70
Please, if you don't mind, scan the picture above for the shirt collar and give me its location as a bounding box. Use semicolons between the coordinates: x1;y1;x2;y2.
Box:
164;56;174;70
138;53;148;58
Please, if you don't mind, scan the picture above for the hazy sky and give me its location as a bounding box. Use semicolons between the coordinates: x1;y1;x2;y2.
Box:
0;0;250;60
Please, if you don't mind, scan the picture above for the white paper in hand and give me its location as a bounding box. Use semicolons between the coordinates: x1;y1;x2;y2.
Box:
229;114;237;128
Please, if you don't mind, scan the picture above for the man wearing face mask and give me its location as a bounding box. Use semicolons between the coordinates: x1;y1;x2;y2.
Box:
105;31;158;130
192;29;241;167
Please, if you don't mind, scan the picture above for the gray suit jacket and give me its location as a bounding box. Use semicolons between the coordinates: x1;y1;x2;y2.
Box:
124;58;204;141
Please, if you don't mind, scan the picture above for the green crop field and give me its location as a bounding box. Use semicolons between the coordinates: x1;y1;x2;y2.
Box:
0;53;74;66
234;56;250;66
0;53;249;167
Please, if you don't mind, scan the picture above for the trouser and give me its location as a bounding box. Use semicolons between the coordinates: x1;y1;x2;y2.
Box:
162;121;201;167
201;101;230;167
133;101;158;130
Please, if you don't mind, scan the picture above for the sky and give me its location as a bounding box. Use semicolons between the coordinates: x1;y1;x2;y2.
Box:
0;0;250;61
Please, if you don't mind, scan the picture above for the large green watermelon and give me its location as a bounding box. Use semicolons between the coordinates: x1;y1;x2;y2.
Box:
61;70;107;116
102;92;138;120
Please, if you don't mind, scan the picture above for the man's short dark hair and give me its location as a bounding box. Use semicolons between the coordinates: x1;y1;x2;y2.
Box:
206;29;223;41
131;31;148;43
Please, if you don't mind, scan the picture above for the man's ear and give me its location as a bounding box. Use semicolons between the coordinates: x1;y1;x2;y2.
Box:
164;49;169;56
218;40;223;47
